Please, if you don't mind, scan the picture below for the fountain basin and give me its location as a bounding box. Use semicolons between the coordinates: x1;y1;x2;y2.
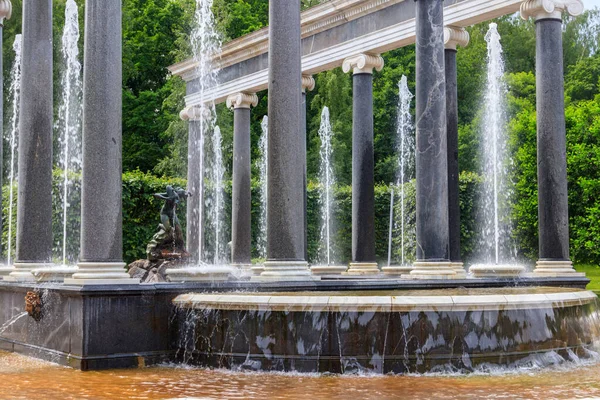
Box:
174;287;600;374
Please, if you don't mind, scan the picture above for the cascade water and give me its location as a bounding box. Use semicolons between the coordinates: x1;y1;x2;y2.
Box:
478;23;515;264
56;0;82;266
317;107;336;265
190;0;222;264
5;35;22;266
257;116;268;259
206;125;225;264
389;76;415;266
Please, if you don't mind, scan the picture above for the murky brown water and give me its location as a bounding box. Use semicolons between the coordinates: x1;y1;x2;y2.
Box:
2;351;600;399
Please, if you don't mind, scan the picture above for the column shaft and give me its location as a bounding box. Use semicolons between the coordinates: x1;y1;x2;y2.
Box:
445;49;461;263
231;107;251;265
302;91;308;262
351;73;376;264
9;0;53;281
262;0;311;279
536;18;569;261
66;0;136;284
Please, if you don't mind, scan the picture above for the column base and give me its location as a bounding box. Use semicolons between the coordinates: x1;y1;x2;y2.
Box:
0;266;14;277
343;262;379;275
64;262;140;285
450;262;467;279
530;260;585;277
253;260;318;281
32;266;78;282
4;263;49;282
401;261;455;280
166;265;234;282
469;264;525;278
381;265;413;275
310;265;348;275
251;264;265;276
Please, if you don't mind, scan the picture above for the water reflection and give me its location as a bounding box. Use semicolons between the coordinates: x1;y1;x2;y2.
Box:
2;351;600;399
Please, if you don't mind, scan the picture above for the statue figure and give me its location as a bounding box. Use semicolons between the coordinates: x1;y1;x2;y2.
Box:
146;185;191;261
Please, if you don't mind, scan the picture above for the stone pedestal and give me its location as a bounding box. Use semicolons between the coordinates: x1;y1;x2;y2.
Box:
227;93;258;268
6;0;53;282
258;0;313;281
381;265;413;275
342;54;383;276
444;26;469;279
65;0;137;285
470;264;525;278
310;265;348;275
407;0;452;280
521;0;584;277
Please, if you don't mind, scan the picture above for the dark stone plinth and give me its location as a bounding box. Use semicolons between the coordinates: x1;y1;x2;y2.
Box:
80;0;124;263
232;107;252;265
536;18;570;262
352;73;376;263
0;276;590;370
415;0;449;261
176;293;599;374
267;0;305;262
16;0;53;264
445;49;461;263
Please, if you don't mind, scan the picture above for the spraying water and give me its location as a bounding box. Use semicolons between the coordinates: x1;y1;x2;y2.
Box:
257;116;268;259
6;35;22;266
317;107;336;265
206;125;225;264
478;23;514;265
388;76;415;266
190;0;222;265
56;0;82;266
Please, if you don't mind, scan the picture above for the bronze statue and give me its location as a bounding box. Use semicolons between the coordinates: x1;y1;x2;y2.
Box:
146;185;191;261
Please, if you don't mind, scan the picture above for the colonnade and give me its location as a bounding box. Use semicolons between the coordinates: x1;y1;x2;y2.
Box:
0;0;585;284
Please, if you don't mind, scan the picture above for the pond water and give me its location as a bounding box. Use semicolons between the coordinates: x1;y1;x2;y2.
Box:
2;351;600;399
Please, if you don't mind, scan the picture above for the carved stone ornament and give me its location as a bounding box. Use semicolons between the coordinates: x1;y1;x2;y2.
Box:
520;0;584;20
25;291;43;322
301;75;315;93
342;53;384;75
0;0;12;25
444;26;470;50
179;105;205;121
226;92;259;109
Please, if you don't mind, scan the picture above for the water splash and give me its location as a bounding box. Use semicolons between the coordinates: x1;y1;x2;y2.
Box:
478;23;515;264
190;0;222;264
257;116;268;259
205;126;225;264
0;312;27;335
317;107;336;265
6;35;22;266
389;76;415;266
56;0;82;266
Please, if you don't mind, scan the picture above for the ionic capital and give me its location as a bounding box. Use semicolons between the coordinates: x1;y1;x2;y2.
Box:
179;105;204;121
301;75;315;93
226;92;258;109
0;0;12;25
342;53;384;75
520;0;583;21
444;26;470;50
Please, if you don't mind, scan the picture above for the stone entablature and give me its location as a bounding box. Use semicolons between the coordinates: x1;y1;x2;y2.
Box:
520;0;583;20
226;92;258;109
342;53;384;74
444;25;470;50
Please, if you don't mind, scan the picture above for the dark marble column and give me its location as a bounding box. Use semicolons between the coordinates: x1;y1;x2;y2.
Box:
260;0;312;280
444;26;469;278
0;2;11;276
227;93;258;269
301;75;314;263
342;54;383;275
66;0;137;285
7;0;53;282
521;0;584;276
409;0;454;279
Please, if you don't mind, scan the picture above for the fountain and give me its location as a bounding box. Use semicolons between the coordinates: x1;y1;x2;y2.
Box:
470;23;524;278
251;115;269;275
311;107;346;275
166;0;233;281
32;0;82;282
383;76;415;275
0;35;22;278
